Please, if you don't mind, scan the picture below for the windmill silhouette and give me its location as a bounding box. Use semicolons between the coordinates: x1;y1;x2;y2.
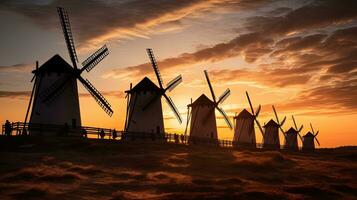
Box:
124;48;182;135
260;105;286;149
187;70;232;141
302;123;320;151
283;115;303;151
27;7;113;135
233;91;262;148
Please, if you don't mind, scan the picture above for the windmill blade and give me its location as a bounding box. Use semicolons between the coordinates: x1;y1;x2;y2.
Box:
292;115;298;130
272;105;280;124
204;70;216;103
163;94;182;124
280;116;286;126
315;130;319;137
78;77;113;116
217;107;233;129
254;118;265;139
57;7;78;68
298;125;304;132
297;133;303;142
310;123;315;134
245;91;255;114
81;45;109;72
40;75;72;103
166;75;182;92
255;105;261;117
217;88;230;105
147;48;163;89
315;137;320;146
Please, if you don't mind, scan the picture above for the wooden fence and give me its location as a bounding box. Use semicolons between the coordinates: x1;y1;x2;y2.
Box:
2;122;301;150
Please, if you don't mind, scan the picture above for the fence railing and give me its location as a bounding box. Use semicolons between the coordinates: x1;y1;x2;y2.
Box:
2;122;303;150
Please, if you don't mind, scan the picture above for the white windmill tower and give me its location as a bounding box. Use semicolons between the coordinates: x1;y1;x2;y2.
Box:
233;91;262;148
27;7;113;135
283;115;303;151
124;49;182;135
186;70;232;141
302;123;320;151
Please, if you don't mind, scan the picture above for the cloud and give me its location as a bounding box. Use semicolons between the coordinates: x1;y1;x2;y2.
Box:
0;63;33;73
105;0;357;78
0;0;270;50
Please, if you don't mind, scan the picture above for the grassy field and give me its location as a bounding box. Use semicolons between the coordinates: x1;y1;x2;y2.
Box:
0;136;356;199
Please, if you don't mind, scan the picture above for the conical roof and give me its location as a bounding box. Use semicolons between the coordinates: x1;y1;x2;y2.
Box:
234;109;254;119
303;131;315;137
126;77;161;93
33;54;73;74
263;119;279;127
189;94;215;107
286;127;298;134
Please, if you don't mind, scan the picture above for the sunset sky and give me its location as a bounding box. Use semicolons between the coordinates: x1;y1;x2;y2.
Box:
0;0;356;147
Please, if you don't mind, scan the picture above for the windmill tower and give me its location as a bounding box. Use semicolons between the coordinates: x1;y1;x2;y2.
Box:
187;70;232;141
124;49;182;135
261;105;286;149
283;115;303;151
233;91;262;148
302;123;320;151
28;7;113;135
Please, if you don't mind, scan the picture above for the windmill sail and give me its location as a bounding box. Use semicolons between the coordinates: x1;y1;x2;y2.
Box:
81;45;109;72
79;77;113;116
147;48;163;89
57;7;78;68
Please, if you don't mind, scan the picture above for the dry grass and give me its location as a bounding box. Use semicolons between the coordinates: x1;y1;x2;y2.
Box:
0;136;356;199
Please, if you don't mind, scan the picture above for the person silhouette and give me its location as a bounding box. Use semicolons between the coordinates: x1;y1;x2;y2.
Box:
100;129;105;139
112;129;117;140
5;120;11;136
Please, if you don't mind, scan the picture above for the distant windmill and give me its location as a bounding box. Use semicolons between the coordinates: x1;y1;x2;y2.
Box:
233;91;262;148
27;7;113;135
283;115;303;151
124;49;182;135
302;123;320;151
187;70;232;141
262;105;286;149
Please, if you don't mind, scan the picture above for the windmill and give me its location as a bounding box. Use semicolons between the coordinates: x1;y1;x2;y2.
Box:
233;91;262;148
124;49;182;135
187;70;232;142
283;115;303;151
262;105;286;149
302;123;320;151
28;7;113;135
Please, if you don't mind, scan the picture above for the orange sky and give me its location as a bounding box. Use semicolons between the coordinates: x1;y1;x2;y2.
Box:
0;0;356;147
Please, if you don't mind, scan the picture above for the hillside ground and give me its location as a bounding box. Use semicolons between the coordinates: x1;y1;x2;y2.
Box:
0;136;356;199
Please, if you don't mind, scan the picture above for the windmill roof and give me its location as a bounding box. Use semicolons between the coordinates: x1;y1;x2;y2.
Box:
33;54;73;74
263;119;279;127
303;131;315;137
286;127;298;134
189;94;214;107
234;109;254;119
126;77;161;93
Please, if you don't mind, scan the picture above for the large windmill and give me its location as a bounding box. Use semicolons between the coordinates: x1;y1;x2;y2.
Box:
187;70;232;141
302;123;320;151
283;116;303;151
27;7;113;135
233;91;262;148
124;49;182;135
